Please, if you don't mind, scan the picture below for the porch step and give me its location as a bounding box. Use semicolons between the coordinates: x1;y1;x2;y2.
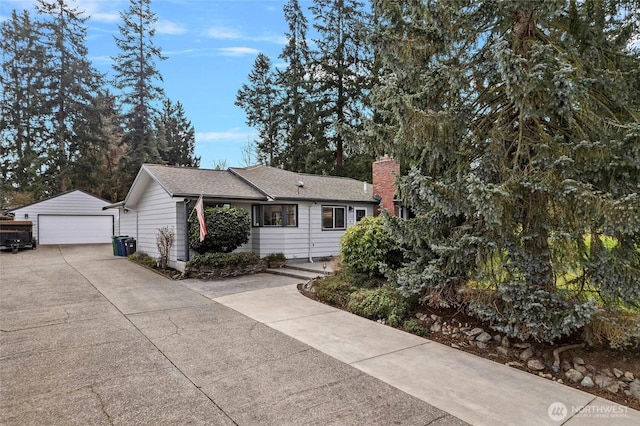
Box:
266;266;330;281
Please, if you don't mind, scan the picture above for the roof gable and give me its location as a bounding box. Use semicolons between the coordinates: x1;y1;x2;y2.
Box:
125;164;267;205
8;189;111;213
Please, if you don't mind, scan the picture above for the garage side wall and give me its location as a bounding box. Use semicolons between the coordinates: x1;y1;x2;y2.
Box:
8;190;117;244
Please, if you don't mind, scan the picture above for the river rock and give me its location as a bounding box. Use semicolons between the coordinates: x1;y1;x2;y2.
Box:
580;376;595;388
527;359;545;371
594;375;615;389
565;369;584;383
613;368;623;378
573;356;585;365
496;346;509;357
465;327;484;337
501;336;511;348
519;347;534;361
430;323;442;333
476;332;493;343
561;360;572;372
574;364;587;374
623;371;635;382
629;380;640;401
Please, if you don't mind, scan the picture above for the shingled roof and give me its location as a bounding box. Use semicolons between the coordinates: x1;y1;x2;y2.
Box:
230;165;375;203
136;164;266;200
128;164;376;204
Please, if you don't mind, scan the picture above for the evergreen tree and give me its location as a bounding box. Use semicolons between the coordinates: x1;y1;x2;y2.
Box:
157;99;200;167
372;0;640;343
309;0;373;175
36;0;103;193
0;10;49;199
235;53;282;165
276;0;314;172
112;0;166;182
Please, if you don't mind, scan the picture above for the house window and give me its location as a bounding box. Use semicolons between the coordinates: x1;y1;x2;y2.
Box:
322;206;346;230
355;208;366;222
252;205;297;227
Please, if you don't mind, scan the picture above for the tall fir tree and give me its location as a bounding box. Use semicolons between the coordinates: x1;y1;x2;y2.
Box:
112;0;165;183
235;53;282;166
309;0;374;176
372;0;640;343
157;99;200;167
276;0;314;172
0;10;49;201
36;0;103;193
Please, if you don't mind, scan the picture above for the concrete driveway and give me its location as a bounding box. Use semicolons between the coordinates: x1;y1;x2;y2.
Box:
0;244;462;425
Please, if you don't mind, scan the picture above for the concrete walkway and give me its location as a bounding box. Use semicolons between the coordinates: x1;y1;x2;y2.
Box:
211;265;640;426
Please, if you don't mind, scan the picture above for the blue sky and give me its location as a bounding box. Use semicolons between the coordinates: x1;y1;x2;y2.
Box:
1;0;312;168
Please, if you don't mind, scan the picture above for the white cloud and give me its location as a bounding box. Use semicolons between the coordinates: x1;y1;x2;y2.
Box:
218;47;260;57
205;26;242;40
196;129;255;143
156;19;186;35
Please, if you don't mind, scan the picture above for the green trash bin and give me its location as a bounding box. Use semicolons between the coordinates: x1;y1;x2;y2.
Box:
111;236;118;256
112;235;128;256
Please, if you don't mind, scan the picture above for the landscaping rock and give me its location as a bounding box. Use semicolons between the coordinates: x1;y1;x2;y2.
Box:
586;364;597;374
476;332;493;343
573;356;585;366
465;327;484;337
629;380;640;401
527;359;545;371
574;365;587;374
519;347;534;361
513;342;531;349
623;371;635;382
561;360;572;372
493;334;502;343
600;368;613;377
430;324;442;333
613;368;624;379
496;346;509;357
565;369;584;383
501;336;511;348
506;361;524;368
476;341;488;349
594;375;615;389
580;376;595;388
606;381;620;394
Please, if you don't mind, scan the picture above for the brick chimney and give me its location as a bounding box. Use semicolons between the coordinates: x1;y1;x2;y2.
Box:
372;156;400;216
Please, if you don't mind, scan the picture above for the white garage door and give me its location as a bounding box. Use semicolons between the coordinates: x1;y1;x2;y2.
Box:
39;215;114;245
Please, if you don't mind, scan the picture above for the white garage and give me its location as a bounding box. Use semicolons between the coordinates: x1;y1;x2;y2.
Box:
8;190;118;245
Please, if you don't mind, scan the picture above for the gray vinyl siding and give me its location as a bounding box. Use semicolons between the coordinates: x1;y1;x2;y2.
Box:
133;179;178;259
248;202;374;260
9;190;117;241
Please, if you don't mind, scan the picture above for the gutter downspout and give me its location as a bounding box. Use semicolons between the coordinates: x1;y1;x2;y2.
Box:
184;199;191;261
308;204;313;263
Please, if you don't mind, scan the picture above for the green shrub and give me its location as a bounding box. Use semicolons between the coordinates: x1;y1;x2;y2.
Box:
189;206;251;254
129;251;157;268
315;275;357;308
189;251;262;268
346;286;410;327
403;319;430;337
340;216;402;277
